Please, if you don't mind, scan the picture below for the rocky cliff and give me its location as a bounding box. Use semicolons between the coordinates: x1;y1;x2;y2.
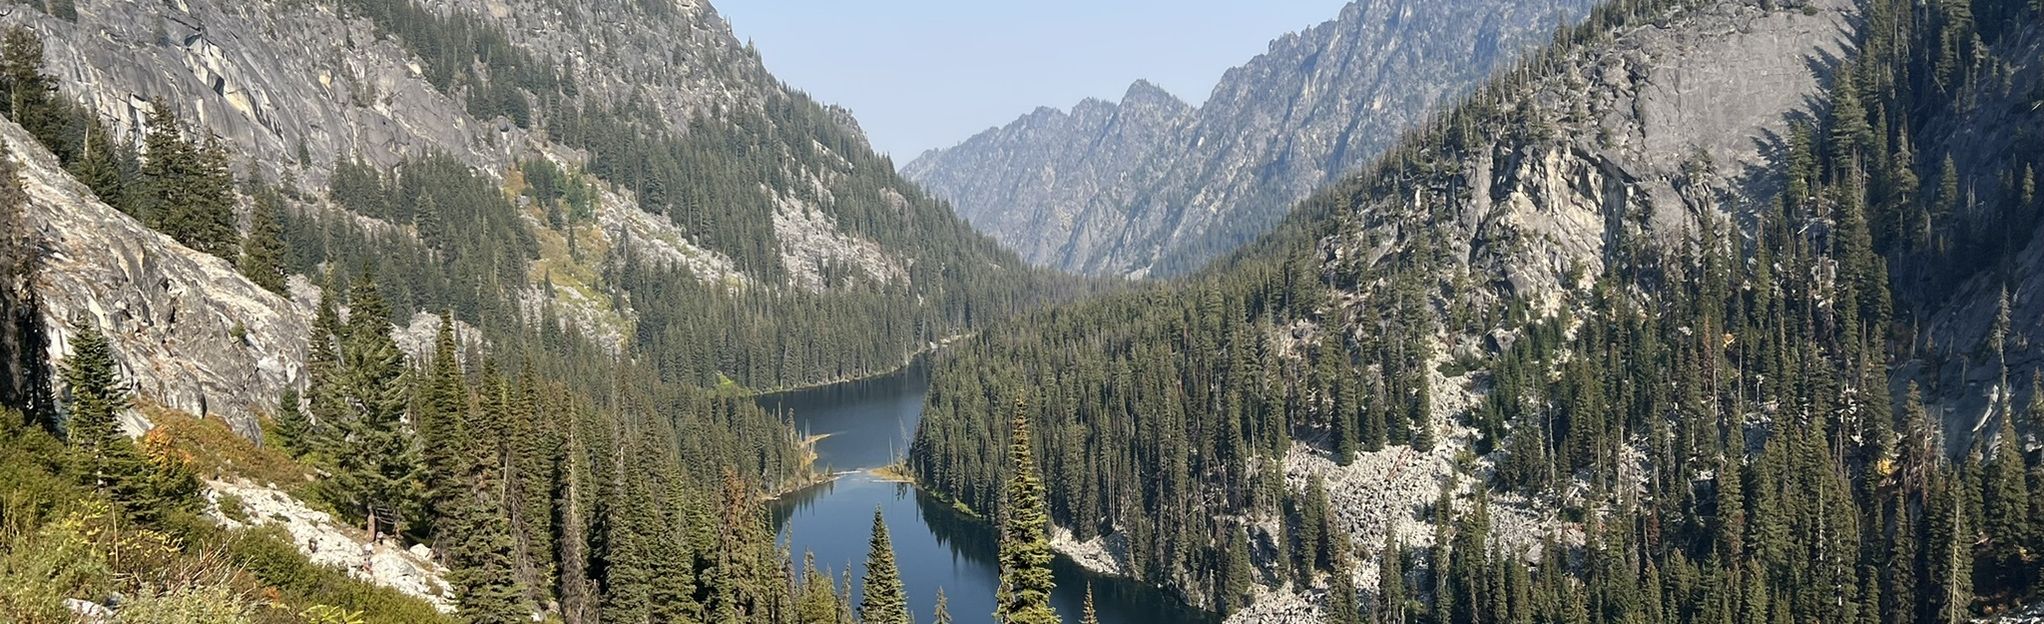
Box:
904;0;1594;277
4;118;307;437
3;0;1041;421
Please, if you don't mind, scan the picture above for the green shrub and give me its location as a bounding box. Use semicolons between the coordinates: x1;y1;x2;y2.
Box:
218;492;249;524
114;585;256;624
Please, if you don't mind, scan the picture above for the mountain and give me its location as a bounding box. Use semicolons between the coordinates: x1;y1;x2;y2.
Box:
903;0;1594;277
0;0;1065;425
0;0;1070;620
910;0;2044;619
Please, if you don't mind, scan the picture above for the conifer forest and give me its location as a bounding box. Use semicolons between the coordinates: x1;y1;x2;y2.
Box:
0;0;2042;623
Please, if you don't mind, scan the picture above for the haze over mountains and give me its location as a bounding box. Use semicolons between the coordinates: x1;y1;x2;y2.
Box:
905;0;1593;277
3;0;2044;623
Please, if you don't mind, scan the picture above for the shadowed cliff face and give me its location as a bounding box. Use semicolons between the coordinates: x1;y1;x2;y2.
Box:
904;0;1595;278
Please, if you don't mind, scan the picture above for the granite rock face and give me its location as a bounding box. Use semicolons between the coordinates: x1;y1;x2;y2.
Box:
1;0;966;423
3;118;307;437
1208;1;1860;619
905;0;1594;277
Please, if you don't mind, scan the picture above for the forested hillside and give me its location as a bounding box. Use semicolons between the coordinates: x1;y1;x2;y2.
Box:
911;0;2044;621
0;0;1075;620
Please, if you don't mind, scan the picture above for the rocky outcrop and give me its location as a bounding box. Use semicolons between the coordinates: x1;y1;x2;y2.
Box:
6;118;306;436
1323;0;1856;315
905;0;1594;277
1895;29;2044;453
2;0;920;302
206;479;456;613
0;0;992;415
1217;0;1858;618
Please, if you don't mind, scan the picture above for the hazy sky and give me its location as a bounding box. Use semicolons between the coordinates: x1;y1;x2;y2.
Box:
717;1;1353;162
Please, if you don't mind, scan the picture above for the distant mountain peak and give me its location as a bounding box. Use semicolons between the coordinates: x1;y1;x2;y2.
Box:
905;0;1595;277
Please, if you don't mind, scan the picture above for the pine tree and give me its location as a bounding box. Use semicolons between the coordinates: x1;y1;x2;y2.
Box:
1411;376;1436;452
303;279;346;461
996;400;1058;624
1930;471;1975;624
0;146;49;429
1081;583;1100;624
239;186;287;293
861;508;910;624
1221;527;1255;614
60;319;149;512
139;103;191;231
448;489;528;624
182;136;241;258
1982;409;2030;585
0;28;56;145
796;553;840;624
418;312;467;528
933;587;953;624
331;271;422;538
272;387;308;457
1325;543;1361;624
1377;535;1404;624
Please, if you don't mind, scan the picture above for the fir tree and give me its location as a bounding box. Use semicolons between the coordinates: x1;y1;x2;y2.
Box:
135;103;238;259
933;587;953;624
418;311;467;528
239;185;287;293
861;508;909;624
1411;377;1436;452
1377;535;1404;624
1982;409;2031;586
272;387;308;457
0;28;56;145
0;147;49;428
1325;543;1361;624
60;319;148;512
996;400;1058;624
331;271;422;538
796;553;841;624
1081;583;1100;624
448;489;528;624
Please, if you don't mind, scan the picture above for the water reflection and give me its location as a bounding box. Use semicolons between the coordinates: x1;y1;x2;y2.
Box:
761;361;1216;624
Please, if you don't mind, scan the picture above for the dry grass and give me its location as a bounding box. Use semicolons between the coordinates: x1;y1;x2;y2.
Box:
139;401;312;489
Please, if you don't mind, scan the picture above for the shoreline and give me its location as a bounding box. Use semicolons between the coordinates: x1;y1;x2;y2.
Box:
747;332;971;397
761;432;840;501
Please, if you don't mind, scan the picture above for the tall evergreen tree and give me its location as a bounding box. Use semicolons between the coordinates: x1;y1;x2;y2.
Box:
1325;543;1361;624
932;587;953;624
1377;535;1404;624
796;553;842;624
1982;408;2031;588
1080;583;1100;624
60;319;147;510
996;400;1058;624
861;508;910;624
239;185;288;293
0;28;57;147
272;387;308;457
0;147;50;428
330;271;423;538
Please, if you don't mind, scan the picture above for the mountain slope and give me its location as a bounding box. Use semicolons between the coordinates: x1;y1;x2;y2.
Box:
904;0;1592;277
0;0;1049;620
1;0;1068;409
913;0;2044;619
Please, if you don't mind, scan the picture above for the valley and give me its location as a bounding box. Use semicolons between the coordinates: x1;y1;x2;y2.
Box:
0;0;2040;622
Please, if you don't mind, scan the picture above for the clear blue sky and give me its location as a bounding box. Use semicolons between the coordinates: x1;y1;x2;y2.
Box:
717;1;1354;161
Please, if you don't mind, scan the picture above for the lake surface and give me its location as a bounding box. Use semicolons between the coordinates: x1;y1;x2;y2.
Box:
760;362;1217;624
